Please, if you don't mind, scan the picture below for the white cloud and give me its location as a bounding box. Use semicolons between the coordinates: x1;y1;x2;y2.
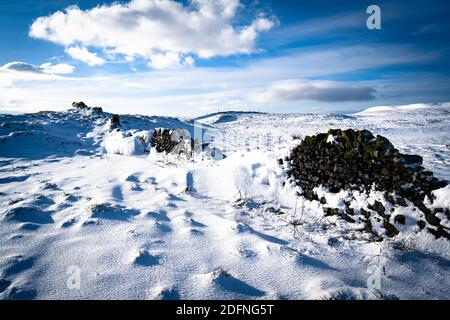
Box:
29;0;275;68
66;46;106;66
1;61;43;73
249;80;376;103
40;62;75;74
0;61;74;75
148;52;194;69
1;44;444;116
184;56;195;66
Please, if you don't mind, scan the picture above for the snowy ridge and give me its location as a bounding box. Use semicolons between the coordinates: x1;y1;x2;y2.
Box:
0;103;449;299
191;111;267;125
356;102;450;114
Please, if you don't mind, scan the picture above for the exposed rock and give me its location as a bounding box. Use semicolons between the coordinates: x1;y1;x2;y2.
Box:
150;128;179;153
394;214;405;225
417;220;426;230
286;129;448;240
110;114;121;130
92;107;103;114
427;227;450;240
368;201;386;218
425;212;441;226
324;207;339;216
383;220;399;237
72;101;89;110
149;128;224;161
72;101;103;116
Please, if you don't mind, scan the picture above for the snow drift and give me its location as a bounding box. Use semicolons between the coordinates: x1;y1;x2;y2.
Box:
101;130;150;156
1;102;450;300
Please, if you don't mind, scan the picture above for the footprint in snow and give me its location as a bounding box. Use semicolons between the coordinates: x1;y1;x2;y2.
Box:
7;198;26;206
41;182;59;191
111;185;124;201
0;279;11;294
129;183;143;191
167;194;185;202
26;195;55;208
1;255;35;277
296;254;336;271
183;211;194;218
132;249;160;267
234;246;257;259
173;215;206;228
230;222;251;233
174;219;204;236
147;210;171;222
61;218;77;228
19;223;40;231
198;268;265;298
145;177;156;185
3;206;54;224
81;218;101;227
0;175;29;184
153;222;173;233
64;194;82;203
185;218;207;228
277;246;330;268
9;234;25;240
2;286;37;300
88;203;140;221
189;228;204;236
125;175;140;183
231;222;289;246
148;285;180;300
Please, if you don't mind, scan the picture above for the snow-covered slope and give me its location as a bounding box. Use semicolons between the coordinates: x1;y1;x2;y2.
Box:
191;111;266;125
0;103;449;300
355;102;450;114
0;109;194;160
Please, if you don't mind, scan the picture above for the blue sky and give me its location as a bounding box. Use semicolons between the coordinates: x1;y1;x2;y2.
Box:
0;0;449;116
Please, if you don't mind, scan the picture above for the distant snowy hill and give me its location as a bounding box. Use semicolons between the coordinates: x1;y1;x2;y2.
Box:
0;103;449;300
356;102;450;114
0;107;195;159
191;111;267;125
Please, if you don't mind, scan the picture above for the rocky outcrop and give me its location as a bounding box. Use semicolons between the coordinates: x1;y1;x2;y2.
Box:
150;128;224;160
72;101;103;115
286;129;449;240
72;101;89;110
92;107;103;114
110;114;121;130
150;128;180;153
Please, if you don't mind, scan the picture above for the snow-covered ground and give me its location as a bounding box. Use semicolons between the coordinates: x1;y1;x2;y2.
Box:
0;103;449;300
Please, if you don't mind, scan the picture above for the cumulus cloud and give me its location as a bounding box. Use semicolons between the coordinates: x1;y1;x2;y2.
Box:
1;61;74;74
148;52;194;69
40;62;75;74
249;80;376;103
29;0;275;68
66;46;106;66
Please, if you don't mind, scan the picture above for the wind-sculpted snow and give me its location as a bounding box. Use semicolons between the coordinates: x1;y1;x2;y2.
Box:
0;108;196;160
0;103;449;299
